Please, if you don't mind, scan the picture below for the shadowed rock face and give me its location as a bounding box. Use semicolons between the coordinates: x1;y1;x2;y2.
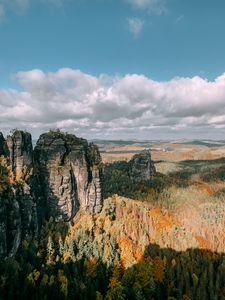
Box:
6;130;33;181
0;130;37;257
0;132;8;156
129;149;156;182
34;131;103;221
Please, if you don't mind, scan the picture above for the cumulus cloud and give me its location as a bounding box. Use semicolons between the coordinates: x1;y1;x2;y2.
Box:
1;68;225;139
125;0;167;15
127;17;144;38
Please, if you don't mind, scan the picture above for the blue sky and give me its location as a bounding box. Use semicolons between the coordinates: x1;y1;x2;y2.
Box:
0;0;225;139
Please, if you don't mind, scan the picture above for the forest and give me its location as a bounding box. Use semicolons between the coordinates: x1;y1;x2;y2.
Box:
1;152;225;299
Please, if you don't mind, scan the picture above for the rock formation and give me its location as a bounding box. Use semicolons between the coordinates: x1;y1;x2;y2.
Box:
34;130;103;221
129;149;156;182
0;129;103;258
0;130;37;257
0;132;8;156
6;130;33;181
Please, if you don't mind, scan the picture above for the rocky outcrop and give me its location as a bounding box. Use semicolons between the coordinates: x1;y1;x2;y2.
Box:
6;130;33;181
0;130;37;257
0;132;8;156
34;131;103;221
129;149;156;182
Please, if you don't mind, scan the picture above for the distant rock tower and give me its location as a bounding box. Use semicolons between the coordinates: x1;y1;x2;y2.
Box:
0;132;8;157
129;149;156;182
6;130;33;181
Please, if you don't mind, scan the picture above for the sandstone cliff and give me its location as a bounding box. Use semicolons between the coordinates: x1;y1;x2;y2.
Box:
0;129;103;258
34;130;103;221
6;130;33;181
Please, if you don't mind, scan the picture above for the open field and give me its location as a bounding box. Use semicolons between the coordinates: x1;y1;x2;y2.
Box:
95;139;225;164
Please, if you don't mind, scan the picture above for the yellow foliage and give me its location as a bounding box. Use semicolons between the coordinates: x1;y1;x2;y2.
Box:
58;269;68;298
171;258;177;267
85;257;97;278
27;272;35;285
15;168;23;181
27;269;41;285
182;295;192;300
33;270;41;281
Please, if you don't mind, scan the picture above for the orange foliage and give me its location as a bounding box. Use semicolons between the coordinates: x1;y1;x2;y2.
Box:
62;252;71;262
118;236;135;267
153;256;165;283
194;181;214;195
134;246;144;262
149;207;161;218
195;236;213;249
108;265;123;288
149;208;173;231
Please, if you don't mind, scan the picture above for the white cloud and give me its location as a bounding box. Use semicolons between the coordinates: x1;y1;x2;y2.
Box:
0;0;66;21
127;17;144;38
125;0;167;15
1;68;225;139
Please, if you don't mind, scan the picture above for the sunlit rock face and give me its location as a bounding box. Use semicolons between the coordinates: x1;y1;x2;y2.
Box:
34;131;103;221
129;149;156;182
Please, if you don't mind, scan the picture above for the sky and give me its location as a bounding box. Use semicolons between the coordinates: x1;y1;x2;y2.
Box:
1;0;225;140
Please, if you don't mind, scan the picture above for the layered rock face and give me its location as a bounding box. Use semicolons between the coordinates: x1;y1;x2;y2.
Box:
34;131;103;221
129;149;156;182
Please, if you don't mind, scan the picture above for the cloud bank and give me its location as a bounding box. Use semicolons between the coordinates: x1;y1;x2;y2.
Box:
1;68;225;139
